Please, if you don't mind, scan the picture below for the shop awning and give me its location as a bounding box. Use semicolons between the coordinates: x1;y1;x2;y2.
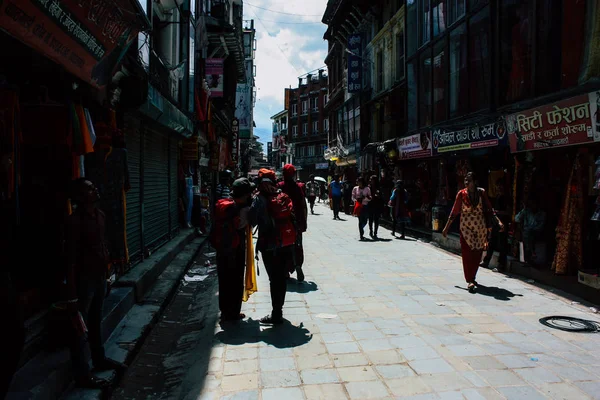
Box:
336;155;357;167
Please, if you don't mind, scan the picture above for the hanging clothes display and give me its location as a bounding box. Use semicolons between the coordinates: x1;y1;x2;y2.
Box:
552;154;584;275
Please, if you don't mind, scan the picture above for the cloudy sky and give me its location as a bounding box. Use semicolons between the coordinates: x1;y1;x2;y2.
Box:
243;0;329;151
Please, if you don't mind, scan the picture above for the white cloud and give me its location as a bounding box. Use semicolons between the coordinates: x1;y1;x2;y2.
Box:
243;0;328;148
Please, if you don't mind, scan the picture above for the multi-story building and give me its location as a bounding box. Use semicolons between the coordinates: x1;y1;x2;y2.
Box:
287;70;329;181
270;109;291;172
322;0;600;285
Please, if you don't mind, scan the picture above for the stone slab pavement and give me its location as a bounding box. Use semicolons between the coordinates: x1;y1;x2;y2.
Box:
114;201;600;400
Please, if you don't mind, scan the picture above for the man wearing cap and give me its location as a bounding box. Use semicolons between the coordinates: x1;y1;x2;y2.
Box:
213;178;255;322
249;169;295;324
278;164;307;282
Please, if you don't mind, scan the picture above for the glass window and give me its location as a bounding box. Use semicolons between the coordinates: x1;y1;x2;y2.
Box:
407;59;417;131
419;49;432;128
499;1;533;104
419;0;431;46
407;0;418;56
536;1;562;96
469;6;490;112
447;0;465;25
396;32;405;80
432;0;446;37
433;40;447;123
449;23;468;117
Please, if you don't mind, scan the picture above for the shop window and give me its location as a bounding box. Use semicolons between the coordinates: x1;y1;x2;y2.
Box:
447;0;465;25
419;49;432;128
468;6;490;112
396;32;405;81
449;23;468;117
535;0;562;96
419;0;432;47
432;0;446;37
469;0;488;10
433;40;447;123
499;1;533;105
407;59;418;131
407;0;418;57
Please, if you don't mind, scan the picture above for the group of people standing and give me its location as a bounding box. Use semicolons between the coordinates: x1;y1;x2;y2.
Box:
327;175;411;241
211;165;308;325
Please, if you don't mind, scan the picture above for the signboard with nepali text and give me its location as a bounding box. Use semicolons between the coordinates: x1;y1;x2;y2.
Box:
507;92;599;153
347;33;362;93
432;121;506;154
397;132;432;160
0;0;143;88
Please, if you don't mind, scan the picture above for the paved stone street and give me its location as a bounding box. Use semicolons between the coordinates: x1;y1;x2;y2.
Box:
115;201;600;400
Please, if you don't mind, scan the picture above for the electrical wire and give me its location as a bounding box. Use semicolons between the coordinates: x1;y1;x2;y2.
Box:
245;2;323;17
247;8;303;76
253;18;322;25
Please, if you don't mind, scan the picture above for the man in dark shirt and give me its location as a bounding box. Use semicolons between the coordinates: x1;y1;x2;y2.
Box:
65;178;124;388
482;179;509;271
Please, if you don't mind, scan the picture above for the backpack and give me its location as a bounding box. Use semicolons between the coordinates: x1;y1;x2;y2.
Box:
266;191;297;248
209;199;241;250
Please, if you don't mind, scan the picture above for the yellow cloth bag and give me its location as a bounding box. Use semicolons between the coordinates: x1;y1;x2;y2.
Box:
243;225;257;302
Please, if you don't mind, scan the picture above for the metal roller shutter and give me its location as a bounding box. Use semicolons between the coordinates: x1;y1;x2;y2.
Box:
143;125;170;250
169;138;179;234
124;116;142;264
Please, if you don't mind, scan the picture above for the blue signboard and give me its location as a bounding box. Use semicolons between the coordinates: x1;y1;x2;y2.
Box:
347;34;362;93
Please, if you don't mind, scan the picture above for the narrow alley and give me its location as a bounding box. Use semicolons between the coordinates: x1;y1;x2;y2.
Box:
113;202;600;400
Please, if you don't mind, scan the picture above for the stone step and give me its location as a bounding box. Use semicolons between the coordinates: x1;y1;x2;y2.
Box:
5;232;205;400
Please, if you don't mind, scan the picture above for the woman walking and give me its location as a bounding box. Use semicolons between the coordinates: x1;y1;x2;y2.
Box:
368;175;384;239
442;172;503;293
352;177;372;241
390;180;410;239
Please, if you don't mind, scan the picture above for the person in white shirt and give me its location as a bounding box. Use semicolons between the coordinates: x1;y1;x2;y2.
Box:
352;177;372;241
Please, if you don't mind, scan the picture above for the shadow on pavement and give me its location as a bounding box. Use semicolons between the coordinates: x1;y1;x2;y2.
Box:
376;238;393;242
215;319;313;349
395;236;417;241
287;280;318;293
454;284;523;301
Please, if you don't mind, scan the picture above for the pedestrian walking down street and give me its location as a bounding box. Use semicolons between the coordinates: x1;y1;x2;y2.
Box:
278;164;307;282
210;178;255;322
443;172;503;293
390;180;410;239
481;179;510;271
329;175;343;220
305;175;319;214
352;177;372;241
65;179;126;389
368;175;384;239
250;169;296;324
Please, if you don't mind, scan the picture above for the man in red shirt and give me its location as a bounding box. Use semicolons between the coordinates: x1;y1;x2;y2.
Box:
278;164;308;282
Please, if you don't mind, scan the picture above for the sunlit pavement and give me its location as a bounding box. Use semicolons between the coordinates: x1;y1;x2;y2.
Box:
115;201;600;400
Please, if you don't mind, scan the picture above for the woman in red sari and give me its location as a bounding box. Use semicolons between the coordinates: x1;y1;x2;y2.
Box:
443;173;504;293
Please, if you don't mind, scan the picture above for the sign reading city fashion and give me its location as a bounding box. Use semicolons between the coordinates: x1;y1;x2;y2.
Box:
397;133;432;159
347;33;362;93
507;92;598;153
432;122;506;154
0;0;142;88
206;58;224;97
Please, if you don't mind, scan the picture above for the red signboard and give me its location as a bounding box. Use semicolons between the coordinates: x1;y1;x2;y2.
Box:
507;93;598;153
0;0;142;88
397;132;432;160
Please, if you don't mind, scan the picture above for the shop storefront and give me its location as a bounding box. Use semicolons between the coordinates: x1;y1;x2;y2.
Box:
506;91;600;282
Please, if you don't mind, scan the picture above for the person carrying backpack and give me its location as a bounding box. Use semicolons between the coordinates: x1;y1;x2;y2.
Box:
249;168;296;324
210;178;255;322
278;164;307;282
